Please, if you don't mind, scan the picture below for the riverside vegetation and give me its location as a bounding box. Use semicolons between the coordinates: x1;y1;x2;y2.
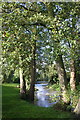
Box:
2;2;80;119
2;83;75;119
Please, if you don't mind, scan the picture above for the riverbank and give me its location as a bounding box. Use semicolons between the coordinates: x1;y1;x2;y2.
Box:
48;83;80;112
2;83;75;119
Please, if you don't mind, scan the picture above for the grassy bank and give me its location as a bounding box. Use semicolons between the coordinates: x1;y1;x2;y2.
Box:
48;83;80;110
2;83;75;119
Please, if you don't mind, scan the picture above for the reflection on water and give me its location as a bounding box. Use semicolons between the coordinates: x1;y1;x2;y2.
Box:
34;81;60;107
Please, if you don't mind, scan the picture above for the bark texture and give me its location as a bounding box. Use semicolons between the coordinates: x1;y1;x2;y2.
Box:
56;55;68;88
74;98;80;115
29;40;36;101
56;55;69;103
70;59;76;91
19;68;26;100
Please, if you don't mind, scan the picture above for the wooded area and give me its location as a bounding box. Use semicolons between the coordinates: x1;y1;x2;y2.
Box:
2;2;80;119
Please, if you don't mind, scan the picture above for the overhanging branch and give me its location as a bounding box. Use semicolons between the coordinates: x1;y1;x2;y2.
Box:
21;22;53;31
20;4;47;14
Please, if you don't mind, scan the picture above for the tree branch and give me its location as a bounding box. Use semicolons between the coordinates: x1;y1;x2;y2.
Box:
20;5;36;12
20;5;47;14
21;22;53;31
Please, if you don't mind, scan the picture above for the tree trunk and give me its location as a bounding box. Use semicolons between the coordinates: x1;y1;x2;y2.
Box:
70;59;76;91
19;68;26;100
29;40;36;101
74;98;80;116
75;52;80;85
56;55;69;103
8;70;14;83
46;3;69;103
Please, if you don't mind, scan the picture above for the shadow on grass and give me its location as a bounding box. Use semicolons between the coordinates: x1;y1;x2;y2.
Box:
2;83;75;119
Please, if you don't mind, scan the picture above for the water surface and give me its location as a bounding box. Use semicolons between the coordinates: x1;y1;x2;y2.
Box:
34;81;60;107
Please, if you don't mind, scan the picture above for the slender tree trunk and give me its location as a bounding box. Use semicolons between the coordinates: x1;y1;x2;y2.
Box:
75;51;80;85
76;58;80;85
68;41;76;91
56;55;69;103
19;68;26;100
46;3;69;103
70;59;76;91
19;56;26;100
56;55;68;88
74;98;80;116
76;70;80;85
8;70;14;83
29;40;36;101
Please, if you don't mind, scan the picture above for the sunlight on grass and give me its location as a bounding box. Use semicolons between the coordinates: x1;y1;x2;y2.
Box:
2;83;74;118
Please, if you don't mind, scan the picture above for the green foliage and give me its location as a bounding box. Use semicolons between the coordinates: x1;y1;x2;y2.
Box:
49;83;80;111
2;2;80;81
48;83;60;103
2;2;80;110
51;83;60;91
70;89;80;108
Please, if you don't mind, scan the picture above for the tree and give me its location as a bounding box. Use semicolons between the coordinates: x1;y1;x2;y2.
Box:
2;2;80;105
19;56;26;99
29;28;37;101
2;2;33;99
74;98;80;116
45;2;69;103
74;34;80;116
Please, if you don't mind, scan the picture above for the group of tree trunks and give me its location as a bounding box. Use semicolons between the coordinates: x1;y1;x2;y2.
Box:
2;2;80;116
19;3;79;116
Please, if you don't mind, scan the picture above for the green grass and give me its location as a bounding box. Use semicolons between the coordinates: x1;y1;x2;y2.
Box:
2;83;75;119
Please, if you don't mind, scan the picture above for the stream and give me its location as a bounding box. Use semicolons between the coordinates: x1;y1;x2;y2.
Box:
34;81;60;107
